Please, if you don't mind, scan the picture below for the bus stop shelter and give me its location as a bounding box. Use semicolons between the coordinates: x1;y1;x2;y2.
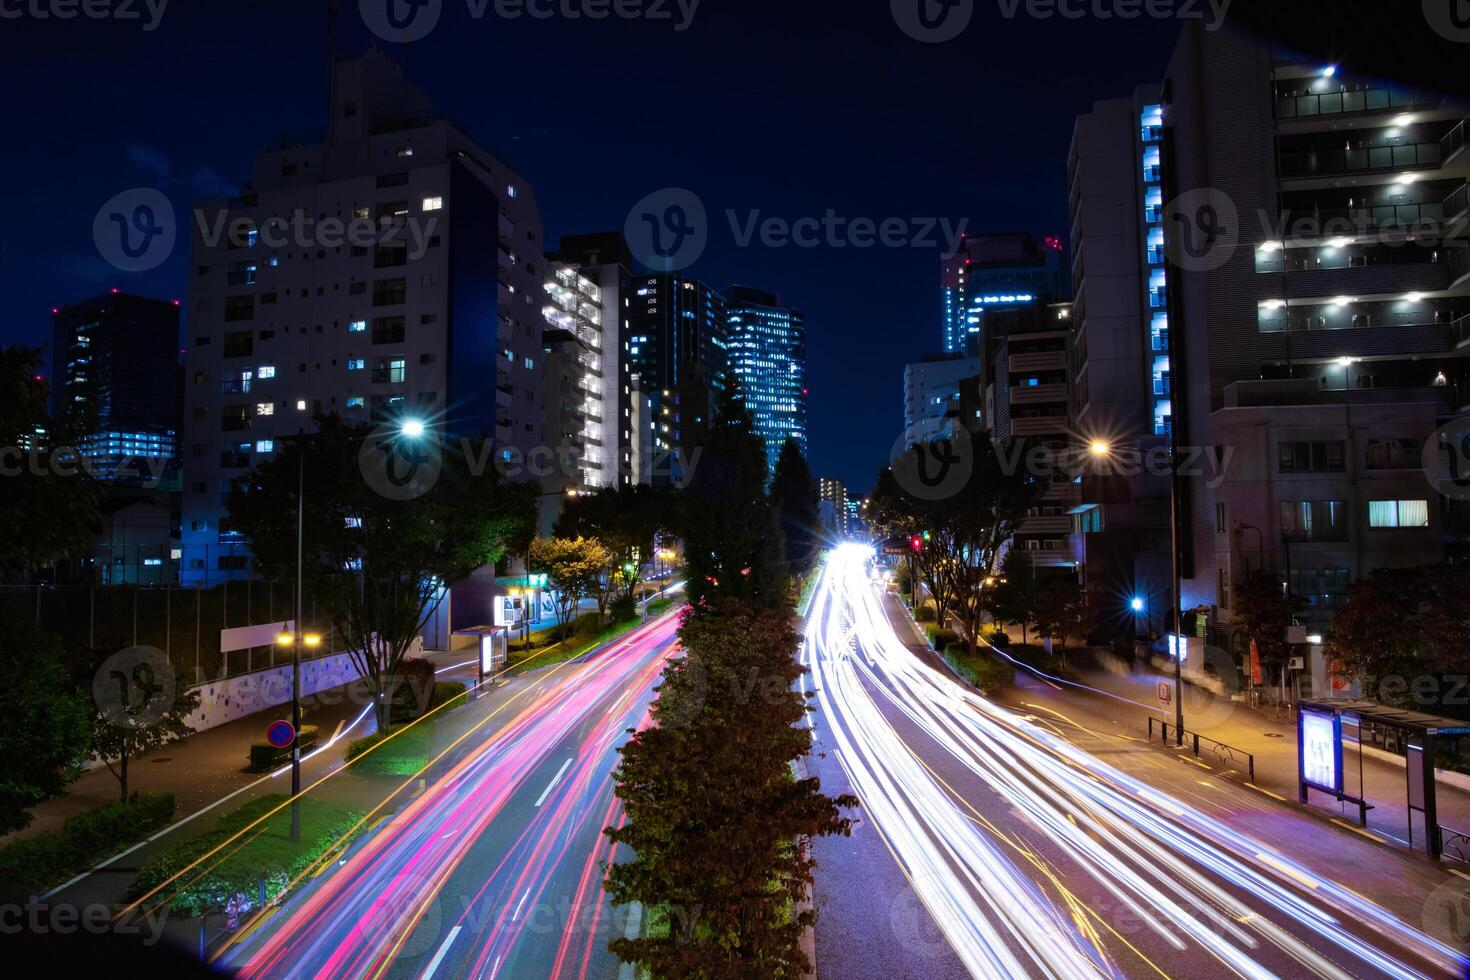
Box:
1298;698;1470;860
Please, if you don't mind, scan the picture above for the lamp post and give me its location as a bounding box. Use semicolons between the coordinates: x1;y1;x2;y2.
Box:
1092;438;1184;743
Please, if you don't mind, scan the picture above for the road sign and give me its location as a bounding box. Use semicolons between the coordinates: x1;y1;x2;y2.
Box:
266;719;296;749
1157;682;1172;706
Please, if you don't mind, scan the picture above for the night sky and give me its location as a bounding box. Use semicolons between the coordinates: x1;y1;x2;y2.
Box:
0;0;1183;491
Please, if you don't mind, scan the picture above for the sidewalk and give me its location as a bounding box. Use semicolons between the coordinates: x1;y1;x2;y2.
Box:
993;649;1470;855
0;646;478;847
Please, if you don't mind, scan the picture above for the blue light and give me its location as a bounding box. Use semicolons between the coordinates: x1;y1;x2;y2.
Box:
1130;597;1145;613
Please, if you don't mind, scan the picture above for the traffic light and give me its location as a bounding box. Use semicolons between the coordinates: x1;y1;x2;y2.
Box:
910;535;923;551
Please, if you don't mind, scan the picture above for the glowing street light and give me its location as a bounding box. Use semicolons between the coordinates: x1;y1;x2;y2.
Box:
1130;597;1146;613
399;418;426;439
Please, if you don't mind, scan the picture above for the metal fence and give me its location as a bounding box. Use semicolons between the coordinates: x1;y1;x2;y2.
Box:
1;581;335;686
1147;716;1257;783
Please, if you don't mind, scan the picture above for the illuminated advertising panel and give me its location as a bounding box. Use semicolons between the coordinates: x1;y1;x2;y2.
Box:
1299;709;1343;794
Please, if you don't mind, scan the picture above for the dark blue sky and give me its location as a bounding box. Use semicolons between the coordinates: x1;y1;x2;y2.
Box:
0;0;1180;490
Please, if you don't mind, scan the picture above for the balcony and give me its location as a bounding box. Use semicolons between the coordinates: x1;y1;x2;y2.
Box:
1008;349;1066;373
1274;84;1431;121
1009;382;1068;405
1009;414;1069;437
1280;138;1448;180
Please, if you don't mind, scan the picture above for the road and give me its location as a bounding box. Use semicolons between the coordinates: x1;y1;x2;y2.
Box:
212;608;683;980
804;544;1470;979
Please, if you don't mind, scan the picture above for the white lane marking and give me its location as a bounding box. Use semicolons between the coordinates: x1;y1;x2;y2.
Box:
535;758;575;807
421;925;462;980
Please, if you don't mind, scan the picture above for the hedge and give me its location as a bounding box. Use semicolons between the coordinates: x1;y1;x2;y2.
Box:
246;725;319;772
914;605;937;622
0;793;176;894
923;625;959;650
942;643;1015;696
129;793;363;918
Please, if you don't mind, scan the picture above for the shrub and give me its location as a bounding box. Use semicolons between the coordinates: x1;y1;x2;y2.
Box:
609;594;637;622
425;681;467;715
942;643;1013;696
389;658;438;723
0;793;175;894
914;605;936;623
924;625;959;650
246;725;319;772
129;793;363;917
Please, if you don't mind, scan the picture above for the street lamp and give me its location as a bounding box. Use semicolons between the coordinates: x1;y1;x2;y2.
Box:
275;628;321;842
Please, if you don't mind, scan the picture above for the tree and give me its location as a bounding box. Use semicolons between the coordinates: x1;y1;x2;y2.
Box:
769;438;822;583
1232;569;1306;679
868;432;1039;654
0;346;103;581
0;624;92;832
81;641;201;803
228;416;536;731
555;485;667;617
992;549;1040;645
1328;564;1470;708
1031;577;1099;662
605;600;855;977
679;384;788;613
529;536;610;639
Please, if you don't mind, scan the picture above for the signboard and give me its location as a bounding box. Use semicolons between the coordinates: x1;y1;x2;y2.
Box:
480;633;506;677
1157;682;1172;706
1407;743;1426;811
266;719;296;749
493;595;525;628
1299;709;1343;794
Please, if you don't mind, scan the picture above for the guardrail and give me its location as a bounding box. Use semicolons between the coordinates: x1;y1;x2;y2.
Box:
1440;826;1470;864
1148;717;1256;783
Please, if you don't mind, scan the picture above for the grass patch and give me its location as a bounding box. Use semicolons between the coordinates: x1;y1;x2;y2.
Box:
942;643;1014;696
507;611;667;675
129;793;364;917
343;725;433;776
0;793;175;894
1008;644;1081;681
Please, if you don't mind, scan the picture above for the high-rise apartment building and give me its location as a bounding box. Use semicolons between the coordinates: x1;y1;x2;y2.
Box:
625;274;727;484
722;284;806;473
1070;24;1470;659
903;354;980;446
51;291;180;483
819;477;848;536
941;232;1068;355
181;52;550;581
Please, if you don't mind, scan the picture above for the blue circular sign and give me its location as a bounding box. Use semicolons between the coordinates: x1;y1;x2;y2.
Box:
266;719;296;749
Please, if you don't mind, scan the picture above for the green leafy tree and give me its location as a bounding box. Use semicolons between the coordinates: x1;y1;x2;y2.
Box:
0;346;102;582
228;416;536;731
529;536;610;639
1031;577;1099;661
680;384;788;613
0;623;93;831
555;485;668;617
992;549;1040;645
605;601;855;977
1232;569;1306;677
1328;564;1470;708
769;438;822;584
80;642;202;803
